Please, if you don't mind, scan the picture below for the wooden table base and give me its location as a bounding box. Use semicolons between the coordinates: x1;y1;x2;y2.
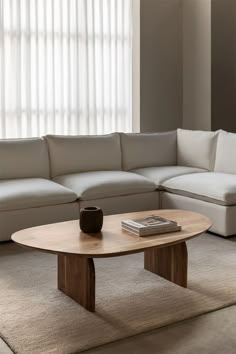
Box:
58;241;188;312
144;242;188;288
58;255;95;312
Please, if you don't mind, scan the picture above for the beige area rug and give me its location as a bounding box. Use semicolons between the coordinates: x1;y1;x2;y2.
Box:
0;233;236;354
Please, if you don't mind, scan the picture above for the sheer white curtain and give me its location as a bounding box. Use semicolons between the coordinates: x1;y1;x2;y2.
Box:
0;0;133;138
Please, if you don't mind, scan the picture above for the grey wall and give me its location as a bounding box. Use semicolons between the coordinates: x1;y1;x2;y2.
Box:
182;0;211;131
141;0;236;133
140;0;182;132
211;0;236;132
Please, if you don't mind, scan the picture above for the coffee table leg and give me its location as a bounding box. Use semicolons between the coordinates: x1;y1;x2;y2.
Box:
58;255;95;312
144;242;188;288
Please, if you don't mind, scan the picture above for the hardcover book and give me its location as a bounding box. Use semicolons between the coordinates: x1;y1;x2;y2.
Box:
121;215;181;236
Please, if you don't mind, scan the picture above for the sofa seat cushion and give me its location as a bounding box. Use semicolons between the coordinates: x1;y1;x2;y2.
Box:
54;171;156;201
131;166;206;188
0;178;77;212
163;172;236;206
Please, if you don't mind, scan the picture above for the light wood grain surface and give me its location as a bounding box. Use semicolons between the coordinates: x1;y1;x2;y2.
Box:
12;210;211;258
12;210;211;311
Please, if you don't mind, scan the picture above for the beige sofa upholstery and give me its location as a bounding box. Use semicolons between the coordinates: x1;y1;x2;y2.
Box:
130;166;206;188
0;137;50;179
80;192;160;216
54;171;156;200
161;192;236;237
0;178;77;211
214;130;236;174
1;128;236;241
120;131;177;170
46;133;122;178
0;138;78;241
163;172;236;206
177;128;219;170
0;203;79;242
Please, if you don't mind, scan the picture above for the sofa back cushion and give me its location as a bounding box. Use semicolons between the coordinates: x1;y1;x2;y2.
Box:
46;133;122;178
120;131;177;170
214;130;236;174
0;138;50;180
177;129;219;170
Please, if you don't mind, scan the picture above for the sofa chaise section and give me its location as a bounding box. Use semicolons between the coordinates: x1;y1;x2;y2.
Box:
162;129;236;236
163;172;236;206
161;192;236;237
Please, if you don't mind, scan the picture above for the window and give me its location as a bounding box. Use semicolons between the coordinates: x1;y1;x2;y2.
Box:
0;0;135;138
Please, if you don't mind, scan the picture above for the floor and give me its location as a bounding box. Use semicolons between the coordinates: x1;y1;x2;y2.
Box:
1;305;236;354
1;234;235;354
83;305;236;354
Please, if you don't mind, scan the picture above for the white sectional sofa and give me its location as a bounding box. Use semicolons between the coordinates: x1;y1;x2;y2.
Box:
1;128;235;241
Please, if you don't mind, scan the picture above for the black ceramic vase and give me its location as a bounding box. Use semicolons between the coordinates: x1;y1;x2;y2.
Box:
79;207;103;233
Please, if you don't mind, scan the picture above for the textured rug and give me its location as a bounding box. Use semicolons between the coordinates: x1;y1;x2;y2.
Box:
0;233;236;354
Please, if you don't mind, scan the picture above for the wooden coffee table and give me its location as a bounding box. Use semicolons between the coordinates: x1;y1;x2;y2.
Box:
12;210;211;312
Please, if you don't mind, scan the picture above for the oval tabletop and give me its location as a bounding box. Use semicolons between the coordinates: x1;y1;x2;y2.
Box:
12;209;211;258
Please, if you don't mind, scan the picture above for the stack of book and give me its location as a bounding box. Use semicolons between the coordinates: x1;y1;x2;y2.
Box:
121;215;181;237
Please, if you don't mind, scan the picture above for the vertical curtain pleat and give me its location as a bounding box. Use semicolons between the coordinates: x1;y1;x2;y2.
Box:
98;0;104;134
16;0;22;136
0;0;133;138
0;0;6;136
75;0;79;133
35;0;40;134
67;0;71;134
26;0;31;136
59;0;64;134
128;0;133;132
84;0;89;134
114;0;118;132
91;0;97;134
121;0;125;132
107;0;112;133
51;0;55;132
43;0;48;133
